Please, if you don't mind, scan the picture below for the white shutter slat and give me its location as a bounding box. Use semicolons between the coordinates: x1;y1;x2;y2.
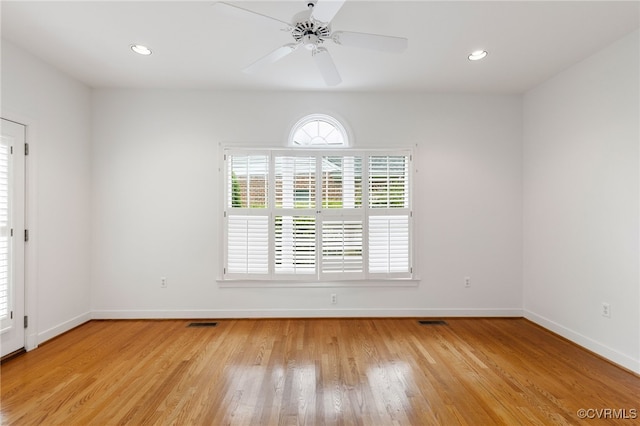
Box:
369;155;409;209
0;142;9;319
274;156;316;209
228;154;269;209
226;215;269;275
368;216;410;275
321;219;363;275
322;156;362;209
275;215;316;275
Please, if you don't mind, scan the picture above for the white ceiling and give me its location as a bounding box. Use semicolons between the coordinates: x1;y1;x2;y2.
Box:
2;1;639;93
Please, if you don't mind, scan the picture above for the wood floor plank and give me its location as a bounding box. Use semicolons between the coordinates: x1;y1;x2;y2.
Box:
1;318;638;425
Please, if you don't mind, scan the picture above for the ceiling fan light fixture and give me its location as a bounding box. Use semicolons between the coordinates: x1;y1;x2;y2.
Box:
303;34;320;50
130;44;152;56
468;50;487;61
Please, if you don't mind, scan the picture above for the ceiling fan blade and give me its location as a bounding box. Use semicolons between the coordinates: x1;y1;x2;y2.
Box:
213;2;292;31
313;47;341;86
310;0;346;24
242;44;299;74
332;31;408;53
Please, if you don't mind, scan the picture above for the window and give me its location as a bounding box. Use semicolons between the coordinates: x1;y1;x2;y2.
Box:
289;114;349;147
223;148;413;281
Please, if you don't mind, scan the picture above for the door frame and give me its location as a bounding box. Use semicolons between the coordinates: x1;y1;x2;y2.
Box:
1;111;38;352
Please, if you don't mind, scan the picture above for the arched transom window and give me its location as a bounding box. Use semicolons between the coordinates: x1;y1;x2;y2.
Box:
289;114;349;147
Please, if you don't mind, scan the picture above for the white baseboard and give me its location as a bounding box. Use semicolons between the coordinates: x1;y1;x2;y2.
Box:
37;311;92;346
91;308;523;320
524;310;640;375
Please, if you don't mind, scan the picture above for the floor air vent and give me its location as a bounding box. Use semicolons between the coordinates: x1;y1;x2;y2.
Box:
418;320;447;326
187;322;218;328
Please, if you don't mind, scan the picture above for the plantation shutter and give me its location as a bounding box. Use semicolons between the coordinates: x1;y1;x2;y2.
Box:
321;218;364;276
223;148;412;281
224;152;270;279
227;215;269;275
368;216;410;274
368;155;411;278
273;155;317;276
321;156;362;209
274;215;316;275
227;154;268;209
319;155;364;278
274;156;316;209
0;139;9;319
369;155;409;209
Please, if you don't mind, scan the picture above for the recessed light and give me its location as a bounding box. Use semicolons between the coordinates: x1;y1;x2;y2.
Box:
468;50;488;61
130;44;152;56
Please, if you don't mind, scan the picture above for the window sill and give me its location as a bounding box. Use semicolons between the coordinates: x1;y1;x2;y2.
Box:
217;278;420;288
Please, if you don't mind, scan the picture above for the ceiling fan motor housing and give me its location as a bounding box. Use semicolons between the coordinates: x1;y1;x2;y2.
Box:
291;3;330;50
292;19;331;50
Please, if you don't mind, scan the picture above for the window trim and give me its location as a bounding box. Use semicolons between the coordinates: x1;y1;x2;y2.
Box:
221;147;414;284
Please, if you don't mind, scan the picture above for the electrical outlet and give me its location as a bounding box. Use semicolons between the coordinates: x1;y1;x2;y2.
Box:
161;277;167;288
331;293;337;304
602;302;611;318
465;277;471;288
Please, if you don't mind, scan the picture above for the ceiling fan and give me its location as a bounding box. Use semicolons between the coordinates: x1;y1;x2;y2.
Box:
214;0;408;86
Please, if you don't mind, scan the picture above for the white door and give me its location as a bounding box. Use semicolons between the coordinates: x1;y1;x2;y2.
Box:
0;118;26;357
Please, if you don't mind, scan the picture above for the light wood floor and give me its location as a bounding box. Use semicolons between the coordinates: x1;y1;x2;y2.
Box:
1;318;638;425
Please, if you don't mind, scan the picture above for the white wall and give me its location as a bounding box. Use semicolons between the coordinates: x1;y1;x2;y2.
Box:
90;91;523;318
1;39;92;346
523;30;640;373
